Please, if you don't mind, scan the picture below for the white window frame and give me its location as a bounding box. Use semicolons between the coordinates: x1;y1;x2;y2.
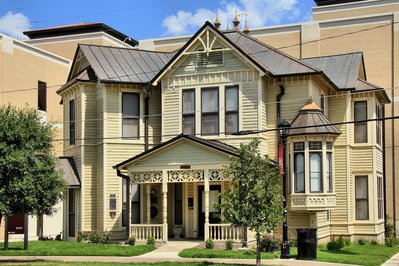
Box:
119;89;144;143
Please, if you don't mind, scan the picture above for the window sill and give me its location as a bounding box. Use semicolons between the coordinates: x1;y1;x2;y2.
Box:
288;193;336;211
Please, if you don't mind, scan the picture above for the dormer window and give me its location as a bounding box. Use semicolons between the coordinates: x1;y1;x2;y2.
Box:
197;50;223;67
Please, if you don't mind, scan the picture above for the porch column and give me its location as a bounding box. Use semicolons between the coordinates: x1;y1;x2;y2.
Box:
204;170;210;240
162;170;168;242
146;184;151;224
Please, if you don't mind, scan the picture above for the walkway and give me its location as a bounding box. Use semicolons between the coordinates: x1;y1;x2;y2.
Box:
382;251;399;266
0;239;358;265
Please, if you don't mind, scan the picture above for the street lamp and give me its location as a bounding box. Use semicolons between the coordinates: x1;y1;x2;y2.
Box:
279;119;291;259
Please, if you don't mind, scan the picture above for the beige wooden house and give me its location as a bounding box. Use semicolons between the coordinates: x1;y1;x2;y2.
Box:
58;21;390;243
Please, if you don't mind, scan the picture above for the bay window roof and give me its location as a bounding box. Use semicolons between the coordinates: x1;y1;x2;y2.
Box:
288;99;341;136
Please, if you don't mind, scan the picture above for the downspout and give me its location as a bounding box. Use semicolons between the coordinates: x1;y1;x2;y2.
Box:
277;78;286;143
382;105;387;233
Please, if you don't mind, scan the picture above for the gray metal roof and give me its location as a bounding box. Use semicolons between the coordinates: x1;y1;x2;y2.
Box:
223;31;320;76
288;99;341;136
79;44;173;84
57;157;80;187
301;53;363;89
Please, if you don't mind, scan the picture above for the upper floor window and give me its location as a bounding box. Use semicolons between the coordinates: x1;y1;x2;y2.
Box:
291;140;333;194
38;81;47;112
225;85;239;134
376;105;382;146
355;175;369;220
354;101;367;143
69;100;75;146
122;92;140;139
320;95;325;115
182;89;195;135
201;87;219;135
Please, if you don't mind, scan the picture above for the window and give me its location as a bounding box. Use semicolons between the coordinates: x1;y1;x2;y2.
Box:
320;95;325;115
201;87;219;135
122;180;140;226
69;100;75;146
377;176;384;219
122;93;140;139
326;142;333;193
197;50;223;67
174;183;183;225
225;85;239;134
354;101;367;143
376;105;382;146
38;81;47;112
309;141;322;193
355;176;369;220
294;142;305;193
182;89;195;135
68;189;75;237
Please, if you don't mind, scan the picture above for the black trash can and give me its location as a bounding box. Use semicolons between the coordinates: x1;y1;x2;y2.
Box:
296;228;317;260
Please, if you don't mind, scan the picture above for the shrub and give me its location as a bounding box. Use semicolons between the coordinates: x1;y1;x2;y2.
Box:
370;240;378;246
343;238;351;246
146;236;156;246
77;231;110;244
225;239;233;250
205;238;214;249
128;236;136;246
327;237;345;251
385;217;396;239
358;239;369;245
259;234;280;252
55;233;62;241
288;231;297;247
386;237;399;247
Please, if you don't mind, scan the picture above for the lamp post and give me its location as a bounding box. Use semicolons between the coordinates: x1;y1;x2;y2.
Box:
279;119;291;259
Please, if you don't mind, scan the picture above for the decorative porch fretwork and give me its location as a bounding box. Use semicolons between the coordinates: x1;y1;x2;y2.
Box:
209;169;230;181
131;171;163;184
167;170;204;182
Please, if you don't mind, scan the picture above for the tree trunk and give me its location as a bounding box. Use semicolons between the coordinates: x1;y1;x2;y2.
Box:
4;215;8;251
256;230;261;266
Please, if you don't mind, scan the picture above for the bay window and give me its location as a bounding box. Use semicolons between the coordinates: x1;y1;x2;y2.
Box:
201;87;219;135
377;176;383;219
376;105;382;146
182;89;195;135
355;175;369;220
122;92;140;139
354;101;367;143
225;85;239;134
294;142;305;193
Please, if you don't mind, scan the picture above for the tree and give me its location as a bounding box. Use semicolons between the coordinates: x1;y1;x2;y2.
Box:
0;105;66;249
220;139;284;266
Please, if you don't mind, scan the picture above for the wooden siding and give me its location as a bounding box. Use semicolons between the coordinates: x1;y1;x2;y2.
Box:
352;147;373;173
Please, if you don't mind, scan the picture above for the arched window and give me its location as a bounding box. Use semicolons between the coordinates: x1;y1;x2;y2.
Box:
294;142;305;193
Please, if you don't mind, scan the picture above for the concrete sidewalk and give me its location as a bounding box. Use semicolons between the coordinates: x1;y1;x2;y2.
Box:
382;251;399;266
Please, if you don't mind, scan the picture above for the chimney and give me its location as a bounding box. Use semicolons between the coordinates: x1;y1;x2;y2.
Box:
233;11;240;31
243;18;249;34
214;13;221;30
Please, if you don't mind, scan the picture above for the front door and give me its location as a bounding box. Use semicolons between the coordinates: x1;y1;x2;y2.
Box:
198;185;221;238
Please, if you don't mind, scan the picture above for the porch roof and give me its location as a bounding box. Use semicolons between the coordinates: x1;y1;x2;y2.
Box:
113;134;238;170
56;157;80;188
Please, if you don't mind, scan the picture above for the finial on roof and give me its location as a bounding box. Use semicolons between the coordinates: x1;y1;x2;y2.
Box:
214;12;221;30
300;98;322;112
233;10;240;31
243;17;249;34
226;19;230;30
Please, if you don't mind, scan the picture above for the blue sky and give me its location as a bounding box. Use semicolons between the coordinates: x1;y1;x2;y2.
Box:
0;0;315;40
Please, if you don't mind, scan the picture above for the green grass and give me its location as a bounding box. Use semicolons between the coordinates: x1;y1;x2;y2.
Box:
179;248;278;259
0;262;242;266
0;240;155;256
179;244;399;266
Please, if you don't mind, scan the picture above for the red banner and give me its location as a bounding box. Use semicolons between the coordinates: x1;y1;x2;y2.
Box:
8;213;24;234
278;144;284;175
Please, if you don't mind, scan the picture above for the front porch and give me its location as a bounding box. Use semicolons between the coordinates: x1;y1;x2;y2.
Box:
115;135;247;243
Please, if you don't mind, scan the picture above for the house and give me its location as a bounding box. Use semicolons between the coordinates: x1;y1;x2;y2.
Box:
140;0;399;233
58;20;389;243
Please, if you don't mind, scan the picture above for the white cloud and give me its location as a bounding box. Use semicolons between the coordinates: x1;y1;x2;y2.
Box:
0;11;31;40
162;0;299;36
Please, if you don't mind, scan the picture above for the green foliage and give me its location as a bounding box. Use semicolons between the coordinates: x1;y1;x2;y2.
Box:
225;240;233;250
358;239;369;245
146;236;156;246
288;231;297;247
0;105;66;216
220;140;283;235
77;231;110;244
205;238;214;249
259;234;280;252
385;237;399;247
55;234;62;241
370;240;378;246
344;238;351;246
327;237;345;251
128;236;136;246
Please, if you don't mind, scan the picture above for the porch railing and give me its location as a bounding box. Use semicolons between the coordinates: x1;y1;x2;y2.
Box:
208;223;243;242
131;224;163;241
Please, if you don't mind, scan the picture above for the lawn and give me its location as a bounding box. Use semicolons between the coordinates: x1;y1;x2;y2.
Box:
0;262;242;266
179;244;399;266
0;240;155;256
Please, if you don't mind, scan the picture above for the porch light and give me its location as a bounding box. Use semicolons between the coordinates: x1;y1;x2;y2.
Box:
278;119;291;259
